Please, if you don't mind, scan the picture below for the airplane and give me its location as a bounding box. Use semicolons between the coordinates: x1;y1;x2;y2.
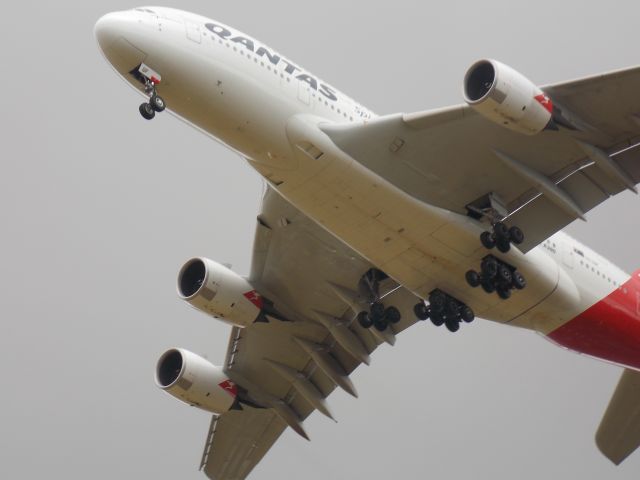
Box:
95;6;640;479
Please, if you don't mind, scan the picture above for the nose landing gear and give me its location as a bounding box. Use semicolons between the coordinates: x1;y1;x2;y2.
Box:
139;79;166;121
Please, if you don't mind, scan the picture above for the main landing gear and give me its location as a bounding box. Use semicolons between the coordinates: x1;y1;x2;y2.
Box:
356;269;402;332
466;255;526;299
139;79;166;120
413;290;474;333
479;222;524;253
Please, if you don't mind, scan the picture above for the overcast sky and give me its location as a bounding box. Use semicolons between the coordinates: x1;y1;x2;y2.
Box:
2;1;640;479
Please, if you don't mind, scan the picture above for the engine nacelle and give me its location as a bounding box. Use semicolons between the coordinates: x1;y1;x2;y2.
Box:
155;348;238;414
177;257;263;328
463;59;553;135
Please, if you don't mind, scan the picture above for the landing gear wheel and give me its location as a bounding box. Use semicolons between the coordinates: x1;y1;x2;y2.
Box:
508;226;524;245
370;302;385;320
139;102;155;120
481;278;495;293
512;271;526;290
445;318;460;333
496;238;511;253
430;311;445;327
414;302;430;321
373;317;388;332
494;222;509;240
465;270;481;288
149;94;166;112
481;257;498;278
480;231;496;249
357;311;373;329
384;306;401;324
460;306;475;323
497;264;512;284
429;291;446;312
497;287;512;300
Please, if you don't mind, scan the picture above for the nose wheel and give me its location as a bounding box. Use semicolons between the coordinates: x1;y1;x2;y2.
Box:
139;79;166;121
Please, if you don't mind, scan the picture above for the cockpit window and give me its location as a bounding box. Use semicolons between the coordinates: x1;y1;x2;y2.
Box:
134;8;157;14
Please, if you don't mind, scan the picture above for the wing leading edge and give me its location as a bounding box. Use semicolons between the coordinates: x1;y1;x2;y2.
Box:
322;65;640;252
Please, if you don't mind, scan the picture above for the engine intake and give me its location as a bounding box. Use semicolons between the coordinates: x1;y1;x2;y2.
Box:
155;348;237;415
463;59;553;135
178;257;263;328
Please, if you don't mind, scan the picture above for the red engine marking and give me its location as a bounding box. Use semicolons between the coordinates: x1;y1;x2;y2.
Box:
534;93;554;113
548;270;640;370
243;290;264;309
218;379;238;398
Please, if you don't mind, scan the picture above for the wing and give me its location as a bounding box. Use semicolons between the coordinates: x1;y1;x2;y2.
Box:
200;186;422;480
322;66;640;252
199;409;286;480
596;368;640;465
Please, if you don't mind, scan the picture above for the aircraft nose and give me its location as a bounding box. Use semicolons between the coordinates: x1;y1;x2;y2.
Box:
94;11;129;52
95;11;147;74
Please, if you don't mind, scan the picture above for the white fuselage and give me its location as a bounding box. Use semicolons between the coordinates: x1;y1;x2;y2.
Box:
95;7;631;341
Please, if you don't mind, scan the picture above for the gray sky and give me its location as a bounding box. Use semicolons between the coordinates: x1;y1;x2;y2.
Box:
2;1;640;478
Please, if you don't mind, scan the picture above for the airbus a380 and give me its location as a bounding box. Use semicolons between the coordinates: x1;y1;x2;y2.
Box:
95;6;640;479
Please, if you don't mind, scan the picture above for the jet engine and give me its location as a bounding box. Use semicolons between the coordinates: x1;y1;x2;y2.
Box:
177;257;263;327
155;348;238;414
463;59;554;135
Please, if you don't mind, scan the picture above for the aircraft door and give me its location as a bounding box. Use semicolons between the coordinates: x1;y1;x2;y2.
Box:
562;242;574;269
185;21;202;43
297;81;311;105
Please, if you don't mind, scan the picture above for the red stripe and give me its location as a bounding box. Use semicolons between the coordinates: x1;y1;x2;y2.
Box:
547;270;640;370
535;93;553;113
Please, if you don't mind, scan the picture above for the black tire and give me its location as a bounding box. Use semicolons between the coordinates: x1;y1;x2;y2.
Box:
508;226;524;245
497;287;512;300
460;306;475;323
481;257;498;278
512;271;527;290
494;222;509;240
480;231;495;249
139;102;155;120
384;306;401;324
496;239;511;253
497;264;512;284
429;291;446;312
446;299;459;316
465;270;481;288
431;311;445;327
149;94;166;112
370;302;385;320
373;317;388;331
445;318;460;333
414;302;430;320
357;311;373;329
481;278;495;293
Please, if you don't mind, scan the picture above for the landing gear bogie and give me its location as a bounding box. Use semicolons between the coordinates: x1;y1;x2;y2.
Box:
355;269;402;332
469;254;526;300
416;289;474;333
479;222;525;254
